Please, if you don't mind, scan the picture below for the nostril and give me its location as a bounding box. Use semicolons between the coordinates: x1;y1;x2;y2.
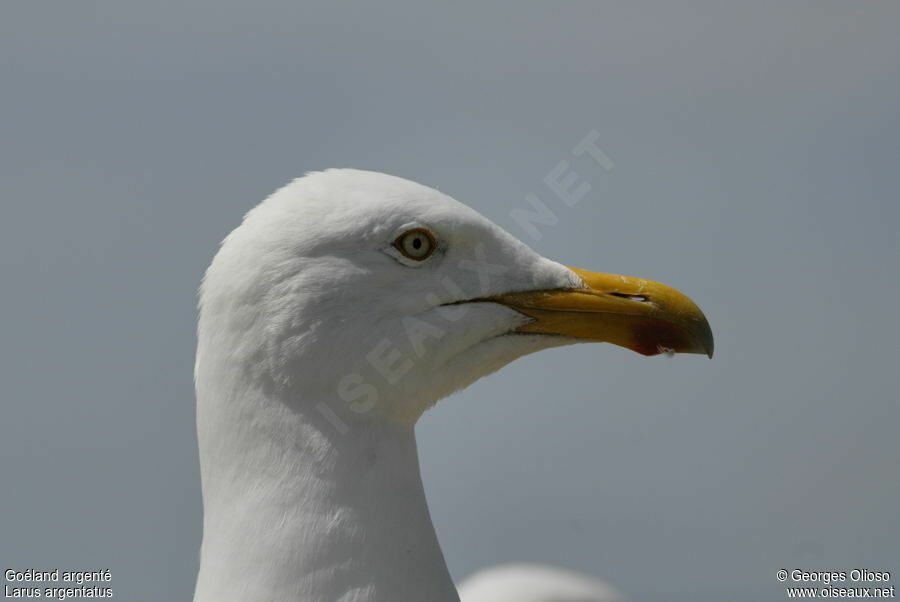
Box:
610;292;651;303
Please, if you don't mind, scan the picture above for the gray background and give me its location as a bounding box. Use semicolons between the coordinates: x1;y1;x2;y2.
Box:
1;2;898;601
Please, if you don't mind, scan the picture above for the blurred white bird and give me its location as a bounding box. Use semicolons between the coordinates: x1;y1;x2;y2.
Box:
458;564;627;602
193;169;712;601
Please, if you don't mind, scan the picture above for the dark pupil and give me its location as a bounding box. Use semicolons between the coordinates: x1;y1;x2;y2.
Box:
412;237;423;250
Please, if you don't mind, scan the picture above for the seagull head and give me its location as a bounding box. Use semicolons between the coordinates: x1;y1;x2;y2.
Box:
199;169;712;424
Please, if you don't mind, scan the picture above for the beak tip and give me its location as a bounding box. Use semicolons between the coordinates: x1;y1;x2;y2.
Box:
701;325;714;359
696;316;715;359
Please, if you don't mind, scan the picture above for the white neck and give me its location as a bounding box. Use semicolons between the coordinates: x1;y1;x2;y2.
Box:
193;375;459;602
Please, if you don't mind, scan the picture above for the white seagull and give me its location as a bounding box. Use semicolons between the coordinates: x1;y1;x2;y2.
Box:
193;169;713;602
457;563;629;602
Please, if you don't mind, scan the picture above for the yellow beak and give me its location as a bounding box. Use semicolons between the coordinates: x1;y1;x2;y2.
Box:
490;266;714;358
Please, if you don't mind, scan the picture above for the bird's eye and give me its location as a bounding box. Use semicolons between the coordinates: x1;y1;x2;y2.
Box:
394;228;436;261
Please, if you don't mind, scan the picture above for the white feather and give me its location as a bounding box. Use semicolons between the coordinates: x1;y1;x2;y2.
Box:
194;170;606;602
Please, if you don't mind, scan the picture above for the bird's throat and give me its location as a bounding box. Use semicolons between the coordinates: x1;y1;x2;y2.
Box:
193;381;459;602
